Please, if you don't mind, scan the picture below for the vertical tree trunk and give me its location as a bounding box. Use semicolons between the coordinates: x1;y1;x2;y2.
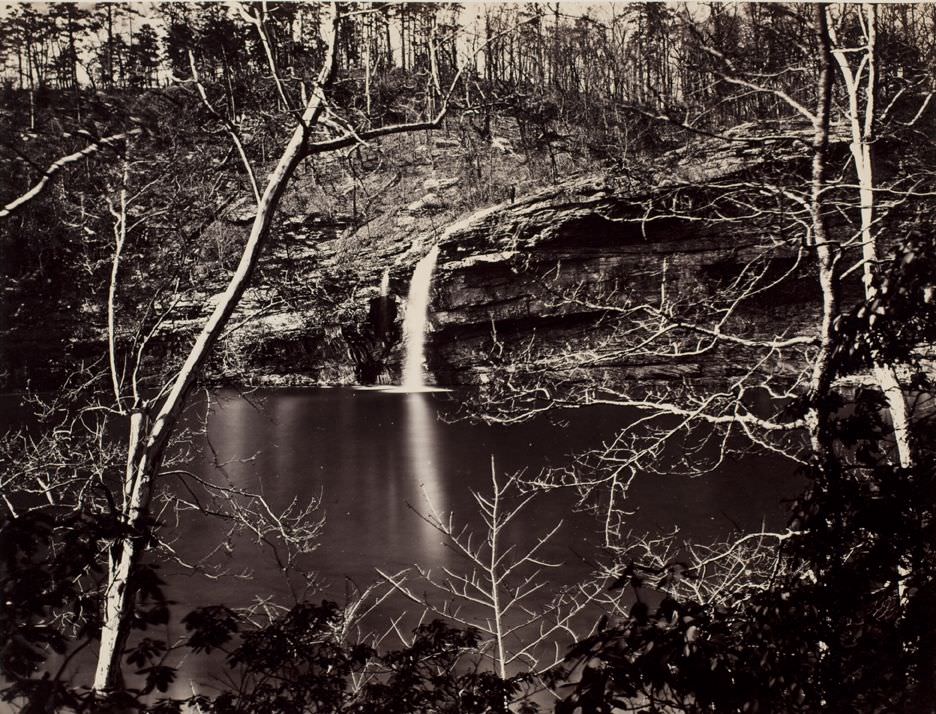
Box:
68;11;80;121
364;14;372;116
834;3;915;471
106;5;114;88
93;410;145;691
28;51;36;132
839;6;918;669
552;4;559;90
400;8;407;72
384;12;393;68
806;4;839;460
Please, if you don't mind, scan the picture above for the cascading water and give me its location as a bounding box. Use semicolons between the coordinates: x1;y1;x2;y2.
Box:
379;268;390;298
390;203;504;392
401;245;440;390
378;268;391;338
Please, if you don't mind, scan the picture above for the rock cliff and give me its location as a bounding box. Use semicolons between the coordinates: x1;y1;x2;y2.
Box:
205;131;827;388
414;136;823;387
1;130;829;390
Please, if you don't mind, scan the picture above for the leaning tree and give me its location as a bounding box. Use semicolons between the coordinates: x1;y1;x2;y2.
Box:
0;1;519;704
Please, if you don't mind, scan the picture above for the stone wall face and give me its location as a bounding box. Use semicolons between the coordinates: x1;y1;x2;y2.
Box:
421;171;817;388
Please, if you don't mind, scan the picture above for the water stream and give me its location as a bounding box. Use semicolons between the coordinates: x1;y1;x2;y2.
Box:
400;245;440;390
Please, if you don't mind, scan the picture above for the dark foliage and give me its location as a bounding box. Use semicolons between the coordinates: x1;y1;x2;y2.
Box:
556;296;936;714
179;603;529;714
560;444;936;712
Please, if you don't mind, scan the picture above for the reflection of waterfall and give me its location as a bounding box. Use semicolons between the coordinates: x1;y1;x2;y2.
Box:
404;393;446;559
401;245;440;390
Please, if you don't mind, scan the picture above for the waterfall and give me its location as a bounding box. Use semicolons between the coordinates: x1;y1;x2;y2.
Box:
378;268;391;339
379;268;390;298
401;245;440;390
391;202;505;393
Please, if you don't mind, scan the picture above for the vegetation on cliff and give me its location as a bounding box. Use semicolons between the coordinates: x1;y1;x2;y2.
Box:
2;2;936;712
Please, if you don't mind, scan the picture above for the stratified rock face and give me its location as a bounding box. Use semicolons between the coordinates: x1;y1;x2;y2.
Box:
203;213;403;387
0;133;821;391
212;135;821;389
419;152;820;387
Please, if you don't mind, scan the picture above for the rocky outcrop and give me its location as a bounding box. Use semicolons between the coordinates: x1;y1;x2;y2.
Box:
209;131;825;388
414;139;823;387
0;129;828;391
196;213;404;386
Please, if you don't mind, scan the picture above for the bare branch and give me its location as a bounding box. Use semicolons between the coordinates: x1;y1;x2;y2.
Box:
1;129;143;219
185;50;260;205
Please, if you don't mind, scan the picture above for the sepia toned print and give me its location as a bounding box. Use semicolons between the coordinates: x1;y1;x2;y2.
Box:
1;2;934;711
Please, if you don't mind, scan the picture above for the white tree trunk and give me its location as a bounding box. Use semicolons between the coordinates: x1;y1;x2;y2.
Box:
91;7;341;694
832;3;915;468
852;133;913;469
93;410;145;691
832;0;916;623
806;5;838;459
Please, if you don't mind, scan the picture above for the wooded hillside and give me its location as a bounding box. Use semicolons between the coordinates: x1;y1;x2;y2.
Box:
2;3;936;712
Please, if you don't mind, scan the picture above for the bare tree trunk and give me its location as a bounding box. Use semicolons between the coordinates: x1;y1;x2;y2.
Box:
806;4;839;460
91;7;342;693
832;3;915;470
94;409;145;692
26;45;36;131
364;14;372;116
106;5;114;88
828;4;917;686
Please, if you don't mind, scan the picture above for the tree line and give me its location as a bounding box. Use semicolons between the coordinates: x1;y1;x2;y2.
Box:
3;3;933;135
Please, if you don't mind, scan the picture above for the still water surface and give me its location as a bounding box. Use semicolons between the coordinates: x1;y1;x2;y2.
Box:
2;387;800;698
166;387;799;610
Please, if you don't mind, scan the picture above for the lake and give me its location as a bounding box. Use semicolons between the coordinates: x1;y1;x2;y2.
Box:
165;386;797;593
1;386;801;701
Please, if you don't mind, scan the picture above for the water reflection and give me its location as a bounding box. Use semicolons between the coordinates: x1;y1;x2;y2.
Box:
0;388;804;702
403;393;447;561
158;387;803;627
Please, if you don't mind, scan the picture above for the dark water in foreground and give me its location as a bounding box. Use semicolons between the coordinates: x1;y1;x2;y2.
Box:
167;388;797;602
2;387;801;701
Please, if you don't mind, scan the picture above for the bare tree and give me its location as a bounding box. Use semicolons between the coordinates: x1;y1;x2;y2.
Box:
379;459;603;706
462;7;934;709
89;1;484;692
827;3;925;471
0;2;541;694
474;1;933;551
